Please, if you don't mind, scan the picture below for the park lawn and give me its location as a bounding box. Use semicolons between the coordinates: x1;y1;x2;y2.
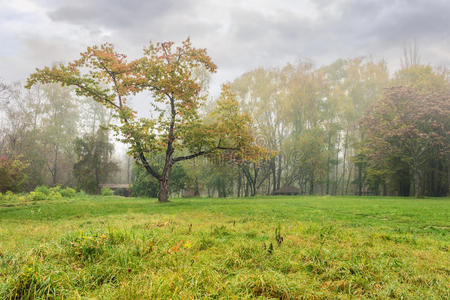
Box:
0;195;449;299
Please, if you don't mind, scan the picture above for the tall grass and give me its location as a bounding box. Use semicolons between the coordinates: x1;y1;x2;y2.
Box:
0;195;449;299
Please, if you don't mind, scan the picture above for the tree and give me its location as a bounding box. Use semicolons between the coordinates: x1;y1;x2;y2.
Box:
232;65;293;194
285;127;327;194
0;83;48;189
73;130;118;193
40;84;79;185
362;86;449;198
27;39;263;202
0;153;28;193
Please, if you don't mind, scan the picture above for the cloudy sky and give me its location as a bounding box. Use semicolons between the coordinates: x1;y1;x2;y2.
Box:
1;0;449;95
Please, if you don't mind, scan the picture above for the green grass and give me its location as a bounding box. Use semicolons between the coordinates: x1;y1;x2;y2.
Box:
0;195;449;299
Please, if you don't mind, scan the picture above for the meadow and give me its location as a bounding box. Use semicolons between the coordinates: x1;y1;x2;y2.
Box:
0;194;449;299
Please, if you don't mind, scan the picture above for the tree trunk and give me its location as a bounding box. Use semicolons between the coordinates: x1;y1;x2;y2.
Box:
271;157;276;194
309;173;314;195
413;164;423;198
358;164;363;196
276;155;282;190
158;177;170;202
345;164;353;195
245;179;249;197
326;133;332;195
52;144;58;185
340;129;348;195
194;178;200;196
237;170;242;197
334;134;340;195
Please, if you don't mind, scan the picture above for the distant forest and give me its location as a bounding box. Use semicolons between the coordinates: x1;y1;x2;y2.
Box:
1;48;449;198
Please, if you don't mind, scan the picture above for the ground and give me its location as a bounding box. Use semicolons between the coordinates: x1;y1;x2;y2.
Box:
0;195;449;299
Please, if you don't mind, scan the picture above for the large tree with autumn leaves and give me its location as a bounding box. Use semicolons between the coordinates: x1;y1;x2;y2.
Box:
26;39;265;202
362;86;449;198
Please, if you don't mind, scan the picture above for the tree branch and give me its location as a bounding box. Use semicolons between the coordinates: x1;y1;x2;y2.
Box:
138;152;161;180
173;146;239;162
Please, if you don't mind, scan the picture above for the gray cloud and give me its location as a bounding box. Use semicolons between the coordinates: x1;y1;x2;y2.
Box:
1;0;449;90
48;0;185;29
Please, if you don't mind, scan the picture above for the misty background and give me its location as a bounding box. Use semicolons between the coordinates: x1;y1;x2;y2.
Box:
1;0;449;94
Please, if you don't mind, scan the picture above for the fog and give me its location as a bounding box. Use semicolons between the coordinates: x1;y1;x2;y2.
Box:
1;0;449;198
1;0;449;98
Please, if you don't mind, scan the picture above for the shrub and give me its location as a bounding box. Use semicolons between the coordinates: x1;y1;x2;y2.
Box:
1;191;17;202
101;187;114;196
0;154;28;193
29;191;47;201
60;187;76;198
50;185;62;194
29;186;63;201
34;185;50;196
49;190;62;200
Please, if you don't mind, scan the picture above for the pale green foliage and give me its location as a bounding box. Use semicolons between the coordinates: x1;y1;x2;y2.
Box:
60;187;76;198
101;187;114;196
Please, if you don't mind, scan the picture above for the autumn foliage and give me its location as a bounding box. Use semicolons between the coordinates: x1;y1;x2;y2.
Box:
362;86;450;197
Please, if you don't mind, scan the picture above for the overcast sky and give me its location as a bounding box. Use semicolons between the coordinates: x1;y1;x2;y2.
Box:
1;0;449;97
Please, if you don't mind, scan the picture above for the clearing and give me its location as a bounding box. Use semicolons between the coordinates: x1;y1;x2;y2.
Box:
0;195;449;299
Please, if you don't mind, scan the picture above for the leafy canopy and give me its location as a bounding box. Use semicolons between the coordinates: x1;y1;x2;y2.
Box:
26;39;265;196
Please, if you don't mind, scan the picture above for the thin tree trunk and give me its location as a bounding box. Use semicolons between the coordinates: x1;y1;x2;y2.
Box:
326;134;331;194
334;134;340;195
52;144;58;185
272;157;276;193
277;155;282;190
358;164;363;196
237;170;242;197
345;164;353;195
194;178;200;196
245;177;249;197
340;129;348;195
413;161;423;198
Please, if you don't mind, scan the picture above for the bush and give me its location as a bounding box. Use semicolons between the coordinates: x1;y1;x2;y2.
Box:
34;185;50;196
50;185;62;194
29;191;47;201
49;190;62;200
0;154;28;193
60;187;76;198
30;186;64;201
101;187;114;196
2;191;17;202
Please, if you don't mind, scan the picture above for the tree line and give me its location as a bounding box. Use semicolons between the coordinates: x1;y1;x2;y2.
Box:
1;40;448;199
0;82;120;194
230;59;448;198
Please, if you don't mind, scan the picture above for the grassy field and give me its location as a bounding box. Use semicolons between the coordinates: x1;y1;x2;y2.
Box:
0;195;449;299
